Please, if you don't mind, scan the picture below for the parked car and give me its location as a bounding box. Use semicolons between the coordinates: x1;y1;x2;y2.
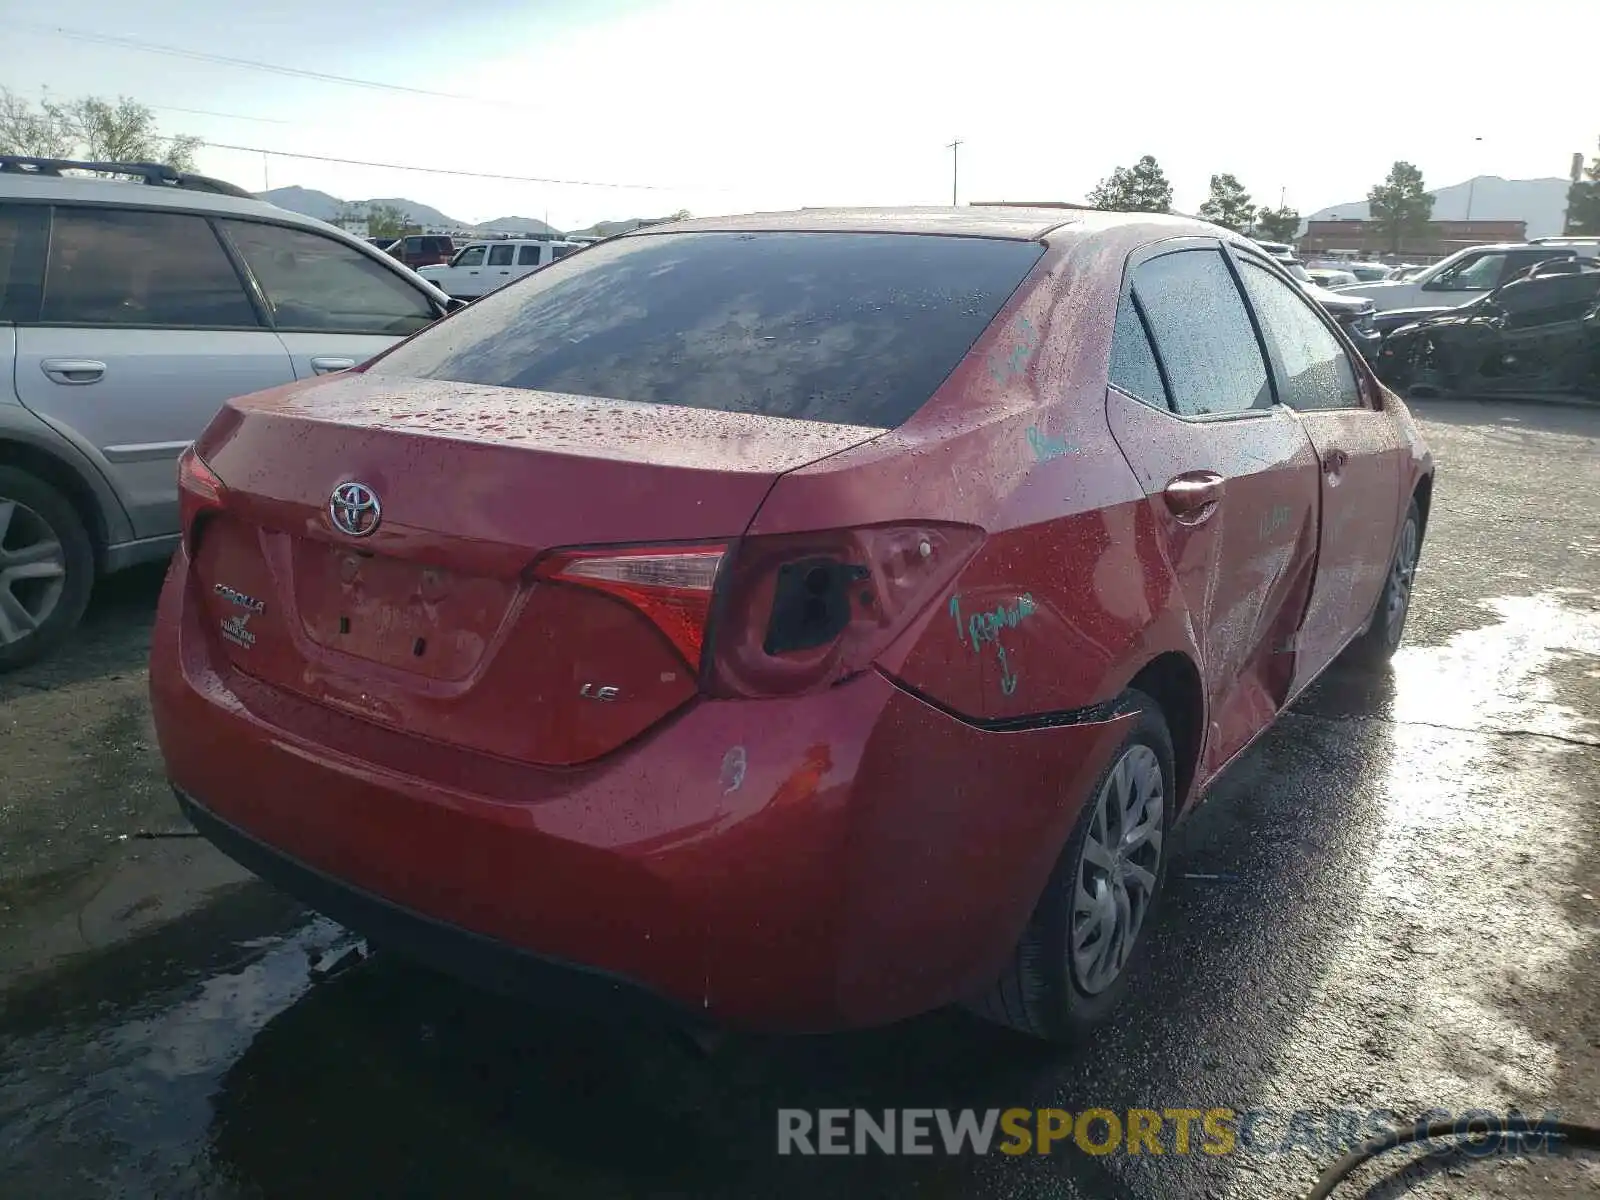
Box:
366;237;397;251
1331;240;1599;310
152;208;1432;1044
1277;263;1381;358
1307;267;1360;289
1345;262;1396;283
1376;258;1600;399
1251;238;1298;262
1307;284;1383;360
0;155;461;669
386;234;456;269
417;237;586;300
1373;256;1600;340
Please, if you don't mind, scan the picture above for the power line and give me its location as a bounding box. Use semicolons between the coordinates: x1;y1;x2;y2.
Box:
200;140;708;192
150;104;289;125
15;22;538;111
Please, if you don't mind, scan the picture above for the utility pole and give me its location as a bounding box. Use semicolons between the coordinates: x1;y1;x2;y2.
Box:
947;138;962;206
262;151;270;192
1464;135;1484;221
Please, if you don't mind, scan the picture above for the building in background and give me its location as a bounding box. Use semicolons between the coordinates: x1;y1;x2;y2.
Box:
968;201;1097;210
1299;217;1527;262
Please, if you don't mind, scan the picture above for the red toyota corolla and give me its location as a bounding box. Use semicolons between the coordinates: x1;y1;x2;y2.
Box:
151;208;1432;1042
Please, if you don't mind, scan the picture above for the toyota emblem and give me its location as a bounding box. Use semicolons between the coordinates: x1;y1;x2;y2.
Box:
329;481;382;537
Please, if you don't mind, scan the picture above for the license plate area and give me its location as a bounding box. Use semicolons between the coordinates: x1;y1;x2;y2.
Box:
293;540;515;681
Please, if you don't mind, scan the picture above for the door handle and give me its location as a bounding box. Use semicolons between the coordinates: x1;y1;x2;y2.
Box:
498;270;510;274
1163;471;1225;525
1322;448;1349;478
310;357;357;375
40;358;106;385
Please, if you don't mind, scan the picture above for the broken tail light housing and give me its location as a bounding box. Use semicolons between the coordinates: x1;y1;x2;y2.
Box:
177;445;225;552
706;522;985;698
535;524;984;696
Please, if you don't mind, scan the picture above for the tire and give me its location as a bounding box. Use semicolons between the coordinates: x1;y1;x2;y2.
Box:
969;689;1175;1043
1346;499;1421;668
0;467;95;672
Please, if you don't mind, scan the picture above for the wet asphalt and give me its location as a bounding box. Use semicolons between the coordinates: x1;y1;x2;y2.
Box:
2;398;1599;1199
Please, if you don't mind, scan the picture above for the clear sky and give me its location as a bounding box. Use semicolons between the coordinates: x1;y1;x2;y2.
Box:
2;0;1592;230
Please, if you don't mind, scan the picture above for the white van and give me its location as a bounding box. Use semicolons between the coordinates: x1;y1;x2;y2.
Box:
417;237;585;300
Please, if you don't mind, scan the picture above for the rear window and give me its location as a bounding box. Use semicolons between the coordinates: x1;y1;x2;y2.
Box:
369;231;1046;427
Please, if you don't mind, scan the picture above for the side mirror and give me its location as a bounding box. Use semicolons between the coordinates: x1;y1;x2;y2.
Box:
442;297;468;314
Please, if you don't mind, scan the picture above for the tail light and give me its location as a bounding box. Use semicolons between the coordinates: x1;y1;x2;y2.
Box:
707;522;985;698
177;446;225;551
534;523;984;697
535;544;727;669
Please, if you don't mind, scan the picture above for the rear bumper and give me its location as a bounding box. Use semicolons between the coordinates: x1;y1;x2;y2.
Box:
176;787;692;1026
152;545;1132;1031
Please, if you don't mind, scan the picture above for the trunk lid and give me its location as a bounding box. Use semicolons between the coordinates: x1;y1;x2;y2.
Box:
191;373;884;765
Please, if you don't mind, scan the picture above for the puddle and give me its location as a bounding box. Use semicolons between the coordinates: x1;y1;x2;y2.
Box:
1300;591;1600;745
0;917;346;1197
1244;591;1600;1189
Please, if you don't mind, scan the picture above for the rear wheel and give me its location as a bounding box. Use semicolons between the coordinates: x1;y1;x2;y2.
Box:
969;690;1174;1043
0;467;95;672
1347;499;1421;667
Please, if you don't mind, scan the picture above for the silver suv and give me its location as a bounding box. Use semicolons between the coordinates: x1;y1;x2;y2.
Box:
0;157;460;669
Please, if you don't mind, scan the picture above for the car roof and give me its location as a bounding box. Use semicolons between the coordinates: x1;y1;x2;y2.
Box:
627;206;1217;245
0;168;341;229
0;167;454;301
1461;241;1598;254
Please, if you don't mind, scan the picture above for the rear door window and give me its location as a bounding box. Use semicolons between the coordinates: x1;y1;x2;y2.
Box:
516;245;541;266
369;231;1046;428
1504;249;1574;283
488;244;515;266
1497;270;1600;325
41;208;258;328
1129;248;1273;416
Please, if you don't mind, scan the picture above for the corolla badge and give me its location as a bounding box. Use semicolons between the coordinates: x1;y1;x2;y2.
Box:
329;481;382;537
212;583;265;613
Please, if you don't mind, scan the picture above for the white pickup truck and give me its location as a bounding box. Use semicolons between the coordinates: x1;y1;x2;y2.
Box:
417;237;584;300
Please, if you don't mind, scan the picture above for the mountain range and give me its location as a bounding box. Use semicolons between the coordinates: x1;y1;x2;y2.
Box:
256;186;666;240
259;175;1577;243
1306;176;1573;238
256;186;561;237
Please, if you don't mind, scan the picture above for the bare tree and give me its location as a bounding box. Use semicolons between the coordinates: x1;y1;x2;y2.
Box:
0;87;73;157
0;88;198;170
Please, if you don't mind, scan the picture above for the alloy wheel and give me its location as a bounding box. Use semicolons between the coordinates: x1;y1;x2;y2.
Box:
1071;743;1166;996
0;498;69;647
1386;516;1419;647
